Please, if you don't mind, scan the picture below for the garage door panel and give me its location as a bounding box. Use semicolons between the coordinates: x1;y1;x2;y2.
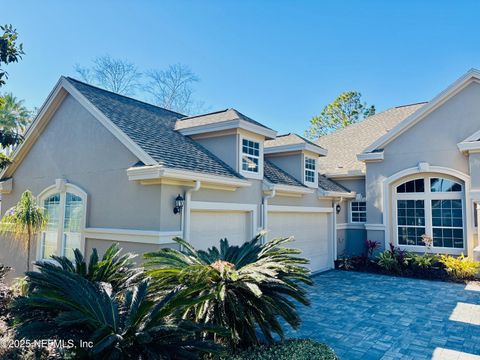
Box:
190;210;250;250
268;212;331;272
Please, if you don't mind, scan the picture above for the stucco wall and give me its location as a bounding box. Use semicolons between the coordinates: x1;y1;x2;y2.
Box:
194;134;238;171
365;81;480;248
266;153;303;183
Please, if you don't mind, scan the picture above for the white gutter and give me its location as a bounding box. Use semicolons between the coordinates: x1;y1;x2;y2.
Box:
183;180;201;241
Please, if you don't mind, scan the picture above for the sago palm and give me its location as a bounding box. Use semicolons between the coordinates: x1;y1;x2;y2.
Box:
0;190;47;271
12;256;222;359
49;243;142;291
145;235;313;349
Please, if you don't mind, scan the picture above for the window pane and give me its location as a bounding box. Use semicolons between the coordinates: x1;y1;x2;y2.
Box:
396;199;425;245
41;194;61;259
351;201;366;223
63;193;84;259
431;199;463;248
242;155;259;172
396;179;425;193
431;178;462;192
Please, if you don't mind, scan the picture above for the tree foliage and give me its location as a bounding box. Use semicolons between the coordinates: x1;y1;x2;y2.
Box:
0;190;47;271
75;55;142;95
305;91;375;139
0;24;24;89
0;93;31;133
145;235;313;350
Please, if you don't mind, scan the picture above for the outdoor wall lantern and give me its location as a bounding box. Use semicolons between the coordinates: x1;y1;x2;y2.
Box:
173;194;184;215
335;204;341;214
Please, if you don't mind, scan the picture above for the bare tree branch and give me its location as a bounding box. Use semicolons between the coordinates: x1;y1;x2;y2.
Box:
144;63;203;115
74;55;141;95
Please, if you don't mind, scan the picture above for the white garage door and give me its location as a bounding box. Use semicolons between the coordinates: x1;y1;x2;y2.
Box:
268;212;331;272
190;210;251;250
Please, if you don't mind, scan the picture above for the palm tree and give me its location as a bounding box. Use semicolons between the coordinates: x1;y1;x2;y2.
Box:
0;190;47;271
145;235;313;350
0;93;31;133
12;253;222;359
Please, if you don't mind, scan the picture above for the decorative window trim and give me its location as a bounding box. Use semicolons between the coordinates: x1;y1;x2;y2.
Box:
239;136;263;180
350;201;367;223
392;174;465;252
36;180;87;260
303;155;317;187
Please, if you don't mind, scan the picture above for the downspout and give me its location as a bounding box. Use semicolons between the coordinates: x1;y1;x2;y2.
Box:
262;188;276;243
332;200;339;268
183;180;201;242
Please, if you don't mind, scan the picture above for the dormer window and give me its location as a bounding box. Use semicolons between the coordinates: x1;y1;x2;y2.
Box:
242;138;260;173
304;156;317;186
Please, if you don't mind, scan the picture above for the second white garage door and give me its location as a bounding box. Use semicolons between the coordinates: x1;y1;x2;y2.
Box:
190;210;251;250
268;212;331;272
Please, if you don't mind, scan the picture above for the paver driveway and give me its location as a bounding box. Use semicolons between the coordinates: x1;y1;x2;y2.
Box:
286;270;480;360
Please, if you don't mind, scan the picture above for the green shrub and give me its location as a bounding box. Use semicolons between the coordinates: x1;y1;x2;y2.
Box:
440;254;480;280
225;339;339;360
145;235;313;350
377;251;399;272
412;253;438;269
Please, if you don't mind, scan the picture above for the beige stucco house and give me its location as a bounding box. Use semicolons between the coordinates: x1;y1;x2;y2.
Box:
1;68;480;280
0;76;353;279
319;68;480;261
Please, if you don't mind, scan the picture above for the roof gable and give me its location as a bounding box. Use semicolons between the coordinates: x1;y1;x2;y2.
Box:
3;77;243;180
316;103;425;176
362;68;480;154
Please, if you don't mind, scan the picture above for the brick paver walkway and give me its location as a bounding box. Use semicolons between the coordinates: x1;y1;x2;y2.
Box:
287;270;480;360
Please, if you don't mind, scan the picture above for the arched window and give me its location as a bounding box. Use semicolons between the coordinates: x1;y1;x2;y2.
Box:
38;182;87;260
394;176;464;250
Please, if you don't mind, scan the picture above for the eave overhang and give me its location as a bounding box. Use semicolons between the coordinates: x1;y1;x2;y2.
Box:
176;119;277;140
264;143;327;156
127;165;251;191
262;181;313;198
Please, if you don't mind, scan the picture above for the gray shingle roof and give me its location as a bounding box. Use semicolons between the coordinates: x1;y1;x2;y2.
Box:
318;175;351;193
175;108;274;131
66;77;241;179
265;133;325;151
264;160;305;187
316;103;426;176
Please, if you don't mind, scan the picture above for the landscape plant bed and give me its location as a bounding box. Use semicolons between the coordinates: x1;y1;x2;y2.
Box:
335;240;480;283
221;339;339;360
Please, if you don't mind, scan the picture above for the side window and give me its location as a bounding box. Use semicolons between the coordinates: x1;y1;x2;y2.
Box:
351;201;366;223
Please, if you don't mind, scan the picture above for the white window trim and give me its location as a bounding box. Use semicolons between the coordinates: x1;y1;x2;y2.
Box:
239;135;263;180
36;180;87;260
349;200;367;224
392;175;466;254
303;155;317;187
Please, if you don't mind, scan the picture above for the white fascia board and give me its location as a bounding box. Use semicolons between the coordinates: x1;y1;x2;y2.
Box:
268;205;333;213
127;165;251;188
357;151;384;162
176;119;277;139
262;181;313;195
264;143;327;156
322;171;365;179
363;69;480;153
457;141;480;153
317;188;356;199
84;227;181;245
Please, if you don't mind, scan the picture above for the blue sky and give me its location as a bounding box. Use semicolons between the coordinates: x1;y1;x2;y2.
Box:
3;0;480;134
